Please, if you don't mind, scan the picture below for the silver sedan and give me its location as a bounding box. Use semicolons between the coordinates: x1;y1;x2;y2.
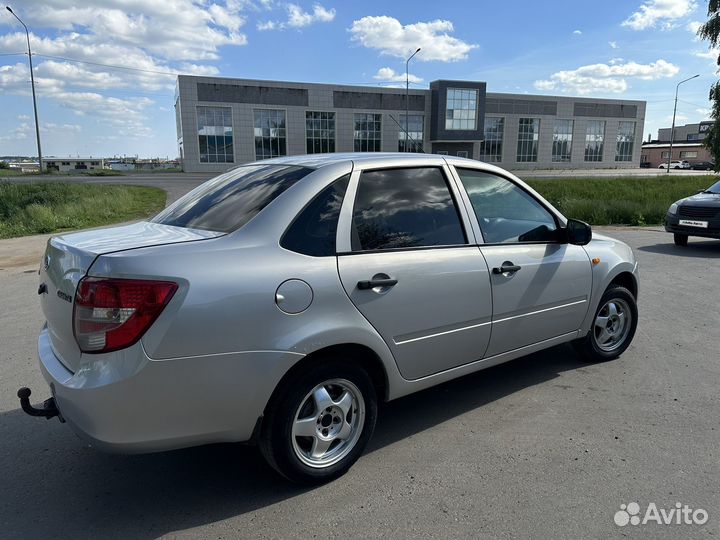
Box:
22;153;639;483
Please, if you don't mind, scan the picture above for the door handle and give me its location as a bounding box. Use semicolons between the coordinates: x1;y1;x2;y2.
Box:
357;278;398;290
492;264;522;275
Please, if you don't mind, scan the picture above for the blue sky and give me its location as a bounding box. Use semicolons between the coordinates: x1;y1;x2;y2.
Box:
0;0;717;158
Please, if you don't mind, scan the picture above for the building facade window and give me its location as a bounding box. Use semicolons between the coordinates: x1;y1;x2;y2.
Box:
584;120;605;162
680;150;698;158
479;117;504;162
516;118;540;162
445;88;478;130
661;150;670;158
306;111;335;154
354;113;382;152
398;114;424;152
254;109;286;160
615;121;636;162
552;119;573;162
198;106;234;163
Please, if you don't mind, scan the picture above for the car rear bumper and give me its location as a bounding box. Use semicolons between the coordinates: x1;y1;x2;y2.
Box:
37;326;303;453
665;214;720;239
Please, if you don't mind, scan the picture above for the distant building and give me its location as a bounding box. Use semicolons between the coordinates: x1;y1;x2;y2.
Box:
657;121;713;143
641;121;714;167
174;75;646;173
44;157;104;173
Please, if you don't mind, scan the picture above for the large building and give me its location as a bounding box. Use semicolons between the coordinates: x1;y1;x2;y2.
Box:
175;75;646;173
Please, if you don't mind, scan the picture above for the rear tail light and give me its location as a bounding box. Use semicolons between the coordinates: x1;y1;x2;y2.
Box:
73;277;178;353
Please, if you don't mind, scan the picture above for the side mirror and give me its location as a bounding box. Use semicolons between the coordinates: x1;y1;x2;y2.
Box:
565;218;592;246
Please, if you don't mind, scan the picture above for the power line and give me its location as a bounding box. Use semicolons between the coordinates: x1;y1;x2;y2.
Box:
34;53;180;76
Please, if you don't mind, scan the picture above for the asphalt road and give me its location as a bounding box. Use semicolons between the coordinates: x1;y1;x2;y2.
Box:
1;227;718;539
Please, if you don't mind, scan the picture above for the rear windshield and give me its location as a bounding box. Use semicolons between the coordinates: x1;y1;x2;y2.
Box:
151;164;314;233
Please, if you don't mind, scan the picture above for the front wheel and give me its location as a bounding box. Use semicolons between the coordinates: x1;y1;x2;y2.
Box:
674;233;688;246
573;285;638;362
259;361;377;483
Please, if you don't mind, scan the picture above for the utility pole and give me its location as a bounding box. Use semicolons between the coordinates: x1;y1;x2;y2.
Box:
667;74;699;173
6;6;43;172
405;47;421;152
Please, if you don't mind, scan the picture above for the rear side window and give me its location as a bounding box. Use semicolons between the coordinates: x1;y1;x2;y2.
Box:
281;174;350;256
351;167;466;251
152;164;314;233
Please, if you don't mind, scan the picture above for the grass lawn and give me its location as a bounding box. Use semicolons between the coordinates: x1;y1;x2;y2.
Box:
526;175;718;226
0;182;166;239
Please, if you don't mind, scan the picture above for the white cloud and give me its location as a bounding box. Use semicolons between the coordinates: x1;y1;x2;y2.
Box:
573;30;582;35
373;67;422;83
687;20;702;34
609;41;619;49
696;107;711;117
349;16;477;62
257;20;278;30
287;3;335;27
622;0;697;30
694;47;720;60
534;59;680;95
257;3;335;31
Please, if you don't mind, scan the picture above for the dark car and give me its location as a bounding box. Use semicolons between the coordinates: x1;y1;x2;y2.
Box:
665;178;720;245
690;161;716;171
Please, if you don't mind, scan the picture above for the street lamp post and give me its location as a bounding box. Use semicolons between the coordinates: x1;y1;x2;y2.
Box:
405;47;421;152
6;6;43;173
667;74;700;174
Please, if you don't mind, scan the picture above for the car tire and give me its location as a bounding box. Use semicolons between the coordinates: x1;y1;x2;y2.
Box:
573;285;638;362
259;360;377;484
673;233;689;246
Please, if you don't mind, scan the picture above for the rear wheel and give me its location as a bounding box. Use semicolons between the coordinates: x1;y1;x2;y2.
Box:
674;233;688;246
259;361;377;483
573;285;637;362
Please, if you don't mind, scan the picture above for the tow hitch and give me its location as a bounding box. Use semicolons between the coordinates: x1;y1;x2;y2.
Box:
17;387;64;422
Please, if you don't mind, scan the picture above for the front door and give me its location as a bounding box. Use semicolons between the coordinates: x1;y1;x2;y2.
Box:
337;165;493;381
453;167;593;357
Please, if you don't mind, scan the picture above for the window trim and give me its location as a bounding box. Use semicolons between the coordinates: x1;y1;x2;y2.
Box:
336;163;473;255
449;165;565;246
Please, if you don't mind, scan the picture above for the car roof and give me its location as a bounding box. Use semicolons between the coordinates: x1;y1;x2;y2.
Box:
240;152;480;169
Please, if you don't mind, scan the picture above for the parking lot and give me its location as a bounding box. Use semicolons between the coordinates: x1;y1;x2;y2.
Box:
1;224;718;539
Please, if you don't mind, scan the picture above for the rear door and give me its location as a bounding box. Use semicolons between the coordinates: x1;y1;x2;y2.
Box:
336;163;492;381
452;167;592;357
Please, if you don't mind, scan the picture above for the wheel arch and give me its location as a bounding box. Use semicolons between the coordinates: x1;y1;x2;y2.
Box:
263;343;390;418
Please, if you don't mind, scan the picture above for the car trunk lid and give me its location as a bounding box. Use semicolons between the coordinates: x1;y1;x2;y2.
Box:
39;222;223;372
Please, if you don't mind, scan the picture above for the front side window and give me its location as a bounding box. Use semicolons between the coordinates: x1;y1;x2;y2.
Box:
354;113;382;152
398;114;424;152
479;117;504;162
152;164;313;233
615;121;635;162
351;167;466;251
306;111;335;154
198;106;234;163
445;88;478;130
517;118;540;162
552;119;573;162
585;120;605;162
281;175;350;256
455;168;557;244
254;109;286;160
